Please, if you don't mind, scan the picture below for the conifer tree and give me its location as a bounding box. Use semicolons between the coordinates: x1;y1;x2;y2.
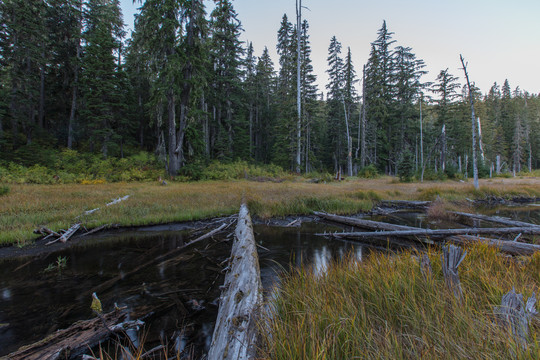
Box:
80;0;125;157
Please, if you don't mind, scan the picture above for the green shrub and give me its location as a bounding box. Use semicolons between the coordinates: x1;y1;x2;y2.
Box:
397;149;414;182
0;185;9;196
357;164;378;178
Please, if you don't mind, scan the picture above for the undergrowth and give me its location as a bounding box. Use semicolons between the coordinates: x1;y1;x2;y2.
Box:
261;245;540;359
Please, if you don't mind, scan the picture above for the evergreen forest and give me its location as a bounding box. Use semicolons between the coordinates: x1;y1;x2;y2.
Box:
1;0;539;182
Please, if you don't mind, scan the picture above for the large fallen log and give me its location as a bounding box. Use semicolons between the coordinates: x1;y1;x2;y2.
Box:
451;211;540;228
323;227;540;238
45;223;81;245
5;310;138;360
315;212;540;256
84;195;130;216
208;204;262;360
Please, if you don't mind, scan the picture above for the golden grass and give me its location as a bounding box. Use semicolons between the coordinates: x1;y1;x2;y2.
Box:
261;244;540;359
1;176;539;246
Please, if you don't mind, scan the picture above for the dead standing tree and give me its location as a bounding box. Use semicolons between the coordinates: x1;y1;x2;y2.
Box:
460;55;479;189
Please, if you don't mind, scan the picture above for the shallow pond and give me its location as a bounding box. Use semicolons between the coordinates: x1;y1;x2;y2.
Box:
0;204;538;357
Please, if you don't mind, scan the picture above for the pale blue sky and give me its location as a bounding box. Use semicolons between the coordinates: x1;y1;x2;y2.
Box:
121;0;540;95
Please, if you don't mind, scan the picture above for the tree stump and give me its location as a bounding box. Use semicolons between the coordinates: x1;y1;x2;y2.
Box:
441;245;467;299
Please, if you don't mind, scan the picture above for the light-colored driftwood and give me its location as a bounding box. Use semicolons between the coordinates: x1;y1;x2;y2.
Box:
45;223;81;245
208;204;262;360
322;227;540;238
316;212;540;256
84;195;130;215
452;211;540;228
495;289;538;346
6;310;136;360
441;245;466;299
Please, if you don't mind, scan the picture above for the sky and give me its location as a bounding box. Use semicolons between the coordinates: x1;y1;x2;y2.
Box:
120;0;540;96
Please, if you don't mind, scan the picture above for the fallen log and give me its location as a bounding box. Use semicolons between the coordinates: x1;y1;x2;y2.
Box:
45;223;81;245
315;212;540;256
84;195;130;216
6;309;136;360
314;211;414;231
321;227;540;239
208;204;262;360
451;211;540;228
379;200;431;209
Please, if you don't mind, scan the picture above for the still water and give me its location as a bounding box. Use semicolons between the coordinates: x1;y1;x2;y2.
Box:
0;204;537;357
0;221;370;357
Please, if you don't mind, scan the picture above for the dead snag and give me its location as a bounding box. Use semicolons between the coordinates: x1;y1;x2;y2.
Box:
441;245;467;299
495;289;538;346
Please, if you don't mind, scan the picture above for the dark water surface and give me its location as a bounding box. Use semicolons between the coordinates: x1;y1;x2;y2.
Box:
0;221;368;357
0;204;537;357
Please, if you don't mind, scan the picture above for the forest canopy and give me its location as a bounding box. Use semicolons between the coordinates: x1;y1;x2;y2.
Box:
1;0;538;181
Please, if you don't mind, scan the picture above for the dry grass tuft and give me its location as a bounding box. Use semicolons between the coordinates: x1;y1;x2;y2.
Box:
260;245;540;359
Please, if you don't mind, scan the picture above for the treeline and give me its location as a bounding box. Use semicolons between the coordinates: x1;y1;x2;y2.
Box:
1;0;538;178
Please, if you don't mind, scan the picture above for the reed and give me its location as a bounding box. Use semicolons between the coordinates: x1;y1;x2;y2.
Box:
261;245;540;359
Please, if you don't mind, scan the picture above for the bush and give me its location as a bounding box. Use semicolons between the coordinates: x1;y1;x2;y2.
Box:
397;149;414;182
0;185;9;196
357;164;379;178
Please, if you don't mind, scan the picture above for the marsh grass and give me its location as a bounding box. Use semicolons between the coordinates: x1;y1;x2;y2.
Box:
1;176;539;246
261;245;540;359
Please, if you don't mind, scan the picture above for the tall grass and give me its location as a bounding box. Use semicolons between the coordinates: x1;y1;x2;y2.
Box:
261;245;540;359
1;176;539;246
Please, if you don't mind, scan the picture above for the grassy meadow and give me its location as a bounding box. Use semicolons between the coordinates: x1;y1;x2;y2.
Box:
0;176;539;246
261;244;540;359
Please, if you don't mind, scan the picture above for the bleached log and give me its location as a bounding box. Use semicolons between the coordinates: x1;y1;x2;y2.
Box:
315;212;540;256
208;204;262;360
45;223;81;245
452;211;540;228
84;195;130;215
322;227;540;239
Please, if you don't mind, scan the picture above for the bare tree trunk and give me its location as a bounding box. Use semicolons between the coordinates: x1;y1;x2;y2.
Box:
295;0;302;174
249;104;253;158
441;124;446;172
167;88;178;175
38;61;45;129
477;117;485;162
496;155;501;174
68;35;81;149
342;99;353;176
420;96;424;182
460;54;479;189
203;95;210;157
360;65;367;169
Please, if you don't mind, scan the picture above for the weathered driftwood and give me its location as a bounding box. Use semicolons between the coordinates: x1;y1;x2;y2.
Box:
452;211;540;228
84;195;130;216
379;200;432;209
208;204;262;360
441;245;466;299
91;222;228;297
315;212;414;232
45;223;81;245
316;212;540;256
495;289;538;346
6;310;136;360
322;227;540;238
